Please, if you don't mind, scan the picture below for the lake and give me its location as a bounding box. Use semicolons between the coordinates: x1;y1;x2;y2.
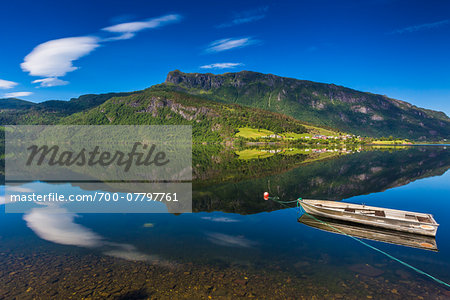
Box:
1;146;449;299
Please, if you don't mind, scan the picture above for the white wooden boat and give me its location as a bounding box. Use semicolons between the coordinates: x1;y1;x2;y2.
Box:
298;199;439;236
298;214;438;251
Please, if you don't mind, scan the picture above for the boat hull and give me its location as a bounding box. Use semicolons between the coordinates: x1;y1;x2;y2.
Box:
299;199;438;237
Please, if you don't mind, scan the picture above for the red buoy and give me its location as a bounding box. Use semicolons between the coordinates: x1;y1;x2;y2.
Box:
264;192;269;200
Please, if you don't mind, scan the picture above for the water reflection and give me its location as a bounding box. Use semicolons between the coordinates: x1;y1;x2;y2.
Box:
191;146;450;214
1;146;450;299
201;216;240;223
5;146;449;215
21;205;171;264
24;206;102;247
205;232;257;248
298;214;438;251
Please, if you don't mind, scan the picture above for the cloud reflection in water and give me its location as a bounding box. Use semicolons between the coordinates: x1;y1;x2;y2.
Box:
206;232;257;248
22;205;170;265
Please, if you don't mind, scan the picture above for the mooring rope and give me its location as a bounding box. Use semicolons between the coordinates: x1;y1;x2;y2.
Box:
269;196;450;289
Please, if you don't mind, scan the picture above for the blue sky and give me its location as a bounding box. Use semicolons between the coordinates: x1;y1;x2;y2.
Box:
1;0;449;115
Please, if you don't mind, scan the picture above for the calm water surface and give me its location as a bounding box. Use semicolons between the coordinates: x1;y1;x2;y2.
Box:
1;146;449;299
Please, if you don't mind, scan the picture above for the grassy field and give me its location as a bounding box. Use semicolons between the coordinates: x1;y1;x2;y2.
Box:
302;124;343;136
282;148;346;163
370;145;410;149
235;149;275;160
371;140;412;145
235;147;348;162
235;127;277;139
283;132;311;139
236;125;344;140
301;151;342;163
281;148;312;155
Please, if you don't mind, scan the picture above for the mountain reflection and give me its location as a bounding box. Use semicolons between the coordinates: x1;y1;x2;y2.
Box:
67;146;449;214
192;146;450;214
4;146;449;215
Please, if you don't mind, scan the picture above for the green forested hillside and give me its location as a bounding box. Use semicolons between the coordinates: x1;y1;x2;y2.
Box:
2;69;449;141
60;87;309;142
0;92;131;125
164;70;450;140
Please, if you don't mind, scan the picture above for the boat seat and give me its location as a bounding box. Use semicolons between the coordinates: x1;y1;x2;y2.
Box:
375;210;385;217
417;216;432;223
405;214;417;220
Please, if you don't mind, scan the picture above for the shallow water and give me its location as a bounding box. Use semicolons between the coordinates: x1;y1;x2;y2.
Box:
1;146;449;299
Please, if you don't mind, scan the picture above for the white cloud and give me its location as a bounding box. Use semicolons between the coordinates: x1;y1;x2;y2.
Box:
0;186;34;205
206;232;256;247
220;15;265;28
102;14;181;40
200;63;244;69
32;77;69;87
206;38;255;53
0;196;8;205
218;6;268;28
7;186;34;193
3;91;32;98
23;205;175;266
0;79;18;89
103;247;176;267
103;249;157;261
103;32;136;41
391;19;450;34
103;243;158;262
19;14;182;87
21;36;100;78
201;216;240;222
23;206;103;247
13;181;175;266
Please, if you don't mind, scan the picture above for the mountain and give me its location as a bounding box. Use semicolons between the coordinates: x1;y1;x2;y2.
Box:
0;92;131;125
2;70;449;140
59;87;310;142
164;70;450;140
0;98;36;109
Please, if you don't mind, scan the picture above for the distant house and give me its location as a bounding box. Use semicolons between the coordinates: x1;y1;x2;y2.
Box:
268;134;282;139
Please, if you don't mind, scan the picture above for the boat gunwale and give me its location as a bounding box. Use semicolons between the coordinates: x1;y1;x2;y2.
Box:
299;199;439;226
